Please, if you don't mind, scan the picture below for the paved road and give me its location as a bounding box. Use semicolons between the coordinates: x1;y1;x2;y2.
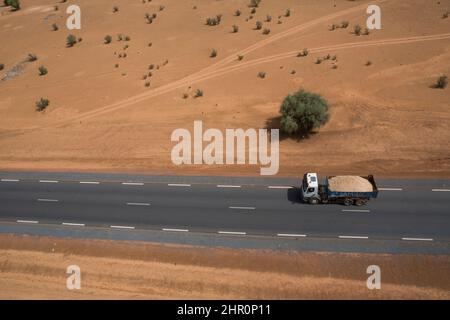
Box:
0;172;449;249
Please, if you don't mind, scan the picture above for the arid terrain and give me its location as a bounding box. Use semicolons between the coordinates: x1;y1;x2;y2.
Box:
0;234;449;299
0;0;449;178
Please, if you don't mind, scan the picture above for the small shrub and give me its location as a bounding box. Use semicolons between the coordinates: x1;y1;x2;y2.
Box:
363;27;370;35
27;54;38;62
266;15;272;22
194;89;203;98
434;75;448;89
442;11;449;19
255;21;262;30
159;5;165;11
290;70;296;74
104;35;112;44
297;48;309;57
250;8;256;14
36;98;49;112
52;23;58;31
210;49;217;58
332;64;338;69
148;64;155;70
113;6;119;13
206;15;222;26
340;20;349;28
262;28;270;35
248;0;261;8
124;35;130;41
315;58;322;64
9;0;20;11
145;81;151;87
66;34;77;47
329;24;336;31
182;93;189;99
237;55;244;61
235;9;241;16
38;66;48;76
0;63;4;71
354;24;362;36
365;60;372;66
117;34;123;41
232;25;239;33
257;71;266;79
284;9;291;17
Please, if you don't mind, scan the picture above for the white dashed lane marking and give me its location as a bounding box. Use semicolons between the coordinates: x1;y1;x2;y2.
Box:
218;231;247;235
37;199;59;202
341;209;370;213
217;185;241;188
1;179;20;182
338;235;369;239
62;222;85;227
168;183;191;187
126;202;150;206
402;237;434;242
277;233;307;238
378;188;403;191
39;180;59;184
17;220;39;224
79;181;100;185
110;225;135;230
122;182;144;186
268;186;293;189
432;189;450;192
162;228;189;232
229;206;256;210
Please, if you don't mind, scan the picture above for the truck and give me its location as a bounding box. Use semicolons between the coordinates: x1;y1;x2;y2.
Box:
301;173;379;206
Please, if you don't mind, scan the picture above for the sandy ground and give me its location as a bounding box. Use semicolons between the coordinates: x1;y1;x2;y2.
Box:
0;234;449;299
0;0;449;178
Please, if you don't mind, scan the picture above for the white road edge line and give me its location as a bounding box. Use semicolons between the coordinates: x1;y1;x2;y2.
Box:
122;182;144;186
431;189;450;192
378;188;403;191
217;185;241;188
229;206;256;210
341;209;371;213
277;233;307;238
168;183;191;187
62;222;85;227
338;235;369;239
79;181;100;185
37;199;59;202
126;202;150;206
110;225;135;230
1;179;20;182
39;180;59;183
17;220;39;224
218;231;247;235
268;186;293;189
402;237;434;241
162;228;189;232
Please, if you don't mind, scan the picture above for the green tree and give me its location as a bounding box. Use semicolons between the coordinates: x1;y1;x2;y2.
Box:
280;89;329;136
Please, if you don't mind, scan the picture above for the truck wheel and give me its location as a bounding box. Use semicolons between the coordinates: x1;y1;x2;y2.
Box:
309;198;320;205
355;199;367;206
343;198;353;206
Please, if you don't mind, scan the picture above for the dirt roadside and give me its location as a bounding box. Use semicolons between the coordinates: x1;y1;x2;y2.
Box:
0;234;448;299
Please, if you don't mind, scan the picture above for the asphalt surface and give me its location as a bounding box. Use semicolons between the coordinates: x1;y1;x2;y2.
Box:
0;172;449;253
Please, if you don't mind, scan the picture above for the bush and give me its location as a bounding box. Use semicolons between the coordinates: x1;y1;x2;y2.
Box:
248;0;261;8
284;9;291;17
257;71;266;79
8;0;20;10
66;34;77;47
38;66;48;76
206;15;222;26
255;21;262;30
52;23;58;31
104;35;112;44
280;89;329;136
354;24;362;36
266;15;272;22
0;63;4;71
27;54;38;62
340;20;349;28
262;28;270;35
210;49;217;58
194;89;203;98
232;25;239;33
237;55;244;61
434;75;448;89
235;9;241;16
113;6;119;13
442;11;449;19
36;98;50;112
297;48;309;57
